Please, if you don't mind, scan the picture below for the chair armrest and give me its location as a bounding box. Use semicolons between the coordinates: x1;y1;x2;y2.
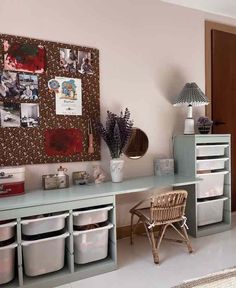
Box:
129;198;150;213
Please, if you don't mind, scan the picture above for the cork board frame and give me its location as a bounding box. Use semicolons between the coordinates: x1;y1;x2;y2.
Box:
0;33;100;165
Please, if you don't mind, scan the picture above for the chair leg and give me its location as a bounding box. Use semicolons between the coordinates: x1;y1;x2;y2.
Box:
148;227;159;264
130;213;134;245
156;224;168;251
181;225;193;253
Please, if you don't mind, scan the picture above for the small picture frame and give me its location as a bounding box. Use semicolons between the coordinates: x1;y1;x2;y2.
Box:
72;171;89;185
154;159;174;176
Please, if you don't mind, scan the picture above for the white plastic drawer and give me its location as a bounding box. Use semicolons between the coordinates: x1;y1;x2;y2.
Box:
196;158;228;171
196;171;228;199
21;213;69;236
73;206;113;226
0;243;17;285
22;232;69;276
0;221;16;242
196;145;228;157
197;197;227;226
73;223;113;264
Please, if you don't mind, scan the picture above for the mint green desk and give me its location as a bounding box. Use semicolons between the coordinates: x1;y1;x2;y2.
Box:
0;175;199;288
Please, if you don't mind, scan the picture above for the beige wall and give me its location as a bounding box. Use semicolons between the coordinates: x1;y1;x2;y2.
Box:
0;0;236;226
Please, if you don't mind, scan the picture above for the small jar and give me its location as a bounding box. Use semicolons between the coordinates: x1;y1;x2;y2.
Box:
197;125;211;134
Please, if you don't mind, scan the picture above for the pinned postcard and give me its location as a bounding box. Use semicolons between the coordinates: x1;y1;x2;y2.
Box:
55;77;82;115
3;40;46;74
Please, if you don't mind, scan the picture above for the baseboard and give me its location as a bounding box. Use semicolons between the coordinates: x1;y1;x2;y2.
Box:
117;223;146;239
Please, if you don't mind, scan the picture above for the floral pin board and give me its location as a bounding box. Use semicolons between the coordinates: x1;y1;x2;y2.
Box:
0;33;100;165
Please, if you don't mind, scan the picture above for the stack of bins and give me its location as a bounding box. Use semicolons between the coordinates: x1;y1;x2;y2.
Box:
0;221;17;285
73;206;113;264
21;213;69;277
196;144;229;226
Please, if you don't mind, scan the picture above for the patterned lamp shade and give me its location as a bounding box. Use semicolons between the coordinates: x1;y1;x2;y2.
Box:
173;82;209;106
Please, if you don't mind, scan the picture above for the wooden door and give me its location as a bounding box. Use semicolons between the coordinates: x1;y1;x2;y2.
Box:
211;29;236;211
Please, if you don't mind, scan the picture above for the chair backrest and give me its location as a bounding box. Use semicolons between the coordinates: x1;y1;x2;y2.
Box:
150;190;188;223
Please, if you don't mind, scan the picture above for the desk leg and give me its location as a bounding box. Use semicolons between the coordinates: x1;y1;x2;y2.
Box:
17;217;24;286
109;196;117;267
174;184;197;238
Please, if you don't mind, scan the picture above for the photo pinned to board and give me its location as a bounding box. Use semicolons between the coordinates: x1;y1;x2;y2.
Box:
0;71;39;101
55;76;82;116
60;48;77;72
19;73;39;100
0;101;21;127
0;71;19;99
77;51;94;75
3;40;46;74
21;103;39;127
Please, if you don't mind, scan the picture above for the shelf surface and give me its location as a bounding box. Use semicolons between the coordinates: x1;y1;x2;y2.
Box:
0;175;200;211
197;221;231;237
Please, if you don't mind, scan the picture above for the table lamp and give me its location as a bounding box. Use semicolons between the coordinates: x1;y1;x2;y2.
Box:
173;82;209;134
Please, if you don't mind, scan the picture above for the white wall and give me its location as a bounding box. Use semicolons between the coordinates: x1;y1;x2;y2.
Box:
1;0;236;226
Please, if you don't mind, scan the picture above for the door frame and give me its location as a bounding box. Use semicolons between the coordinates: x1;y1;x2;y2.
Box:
205;21;236;118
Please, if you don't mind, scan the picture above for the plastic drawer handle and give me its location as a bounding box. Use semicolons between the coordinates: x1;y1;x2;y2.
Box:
21;213;69;225
0;243;17;250
73;223;114;235
73;205;113;216
22;232;70;246
0;221;17;228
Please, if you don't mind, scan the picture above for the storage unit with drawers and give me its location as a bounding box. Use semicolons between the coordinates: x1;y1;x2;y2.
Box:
0;175;205;288
174;134;231;237
0;194;116;288
0;221;17;285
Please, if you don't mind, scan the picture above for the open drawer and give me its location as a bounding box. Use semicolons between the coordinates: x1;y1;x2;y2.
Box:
196;144;228;157
73;205;113;226
196;158;228;171
196;171;228;199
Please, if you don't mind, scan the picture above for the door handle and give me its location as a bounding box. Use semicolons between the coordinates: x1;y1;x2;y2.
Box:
214;121;226;126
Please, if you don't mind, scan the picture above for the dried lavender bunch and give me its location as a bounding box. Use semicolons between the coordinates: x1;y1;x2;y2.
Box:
97;108;133;158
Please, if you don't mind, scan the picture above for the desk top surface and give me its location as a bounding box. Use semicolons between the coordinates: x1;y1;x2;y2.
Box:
0;175;199;211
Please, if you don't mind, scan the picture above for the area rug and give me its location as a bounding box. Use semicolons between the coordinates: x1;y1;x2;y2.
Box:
173;268;236;288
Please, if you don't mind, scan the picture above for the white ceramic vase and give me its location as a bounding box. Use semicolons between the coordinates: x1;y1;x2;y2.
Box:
110;158;124;183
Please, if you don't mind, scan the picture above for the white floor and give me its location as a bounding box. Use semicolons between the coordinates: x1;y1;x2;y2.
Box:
57;214;236;288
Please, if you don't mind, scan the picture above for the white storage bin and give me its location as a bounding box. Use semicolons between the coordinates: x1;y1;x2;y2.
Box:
197;171;228;199
0;221;16;242
22;232;69;276
21;213;69;236
0;166;25;184
73;223;113;264
73;206;113;226
197;197;227;226
0;243;17;285
196;158;228;171
196;145;228;157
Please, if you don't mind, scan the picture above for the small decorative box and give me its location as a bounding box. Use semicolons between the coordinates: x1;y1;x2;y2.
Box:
0;166;25;197
72;171;89;185
0;166;25;184
0;182;25;197
154;159;174;176
42;166;69;190
42;174;69;190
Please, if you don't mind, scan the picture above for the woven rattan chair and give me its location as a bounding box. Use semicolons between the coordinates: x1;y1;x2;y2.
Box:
129;190;193;264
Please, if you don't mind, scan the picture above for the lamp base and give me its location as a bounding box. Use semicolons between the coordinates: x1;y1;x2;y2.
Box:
184;118;194;134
